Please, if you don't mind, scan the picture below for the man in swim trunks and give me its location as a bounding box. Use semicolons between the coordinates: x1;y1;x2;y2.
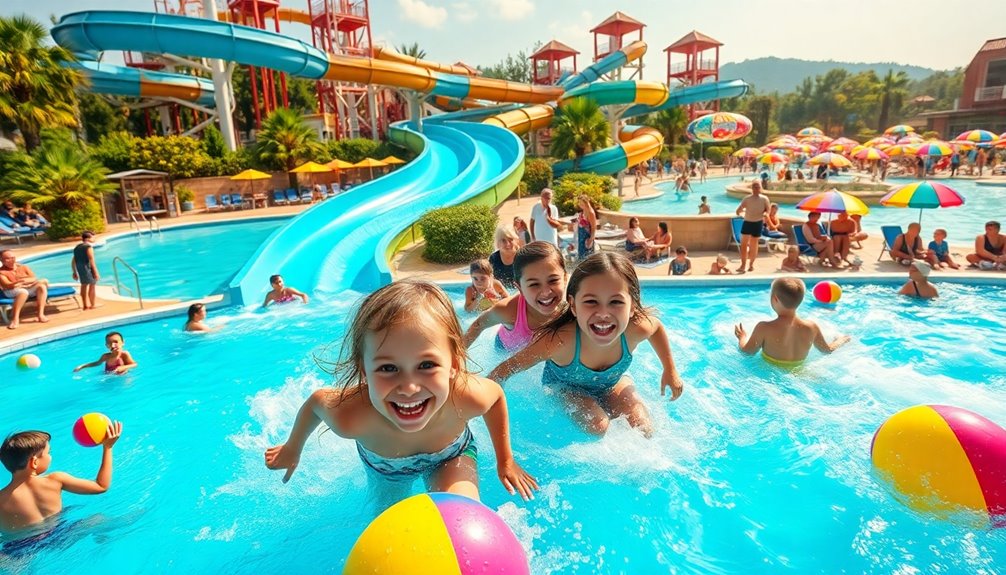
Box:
0;250;49;329
965;220;1006;270
735;181;771;273
734;277;851;366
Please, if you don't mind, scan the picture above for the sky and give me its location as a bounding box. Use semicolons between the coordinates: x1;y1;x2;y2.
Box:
10;0;1003;76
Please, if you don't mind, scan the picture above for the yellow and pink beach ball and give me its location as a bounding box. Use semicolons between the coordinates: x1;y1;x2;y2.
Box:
72;412;111;447
812;281;842;305
344;492;529;575
871;405;1006;519
16;354;41;370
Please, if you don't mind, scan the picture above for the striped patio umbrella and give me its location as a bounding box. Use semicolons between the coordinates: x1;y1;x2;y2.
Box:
952;129;998;146
864;136;895;148
808;152;852;167
732;147;762;158
796;188;870;215
885;144;919;156
797;127;824;138
896;134;924;144
831;137;860;147
757;152;788;165
914;141;954;157
826;142;853;153
880;181;965;224
854;147;889;161
884;124;916;137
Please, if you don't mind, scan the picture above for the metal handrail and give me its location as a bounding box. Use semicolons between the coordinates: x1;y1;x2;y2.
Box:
149;217;161;234
112;256;143;309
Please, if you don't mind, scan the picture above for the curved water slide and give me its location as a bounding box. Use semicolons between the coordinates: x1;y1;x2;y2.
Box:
72;61;217;107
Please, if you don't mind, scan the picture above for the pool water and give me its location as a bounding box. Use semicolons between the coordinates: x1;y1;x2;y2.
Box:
628;177;1005;245
23;218;286;300
2;282;1005;573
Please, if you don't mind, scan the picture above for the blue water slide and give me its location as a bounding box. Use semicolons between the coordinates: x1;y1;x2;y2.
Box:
559;45;641;91
623;79;750;119
72;61;217;107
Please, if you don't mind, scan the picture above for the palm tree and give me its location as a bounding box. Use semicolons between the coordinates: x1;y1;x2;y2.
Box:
397;42;426;60
877;70;909;131
254;108;323;188
0;15;83;152
550;97;609;170
644;107;688;148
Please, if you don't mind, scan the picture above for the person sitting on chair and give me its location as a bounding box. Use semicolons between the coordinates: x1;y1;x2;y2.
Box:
890;223;927;265
801;212;841;267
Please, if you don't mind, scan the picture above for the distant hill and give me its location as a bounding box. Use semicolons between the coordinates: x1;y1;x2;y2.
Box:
720;57;942;94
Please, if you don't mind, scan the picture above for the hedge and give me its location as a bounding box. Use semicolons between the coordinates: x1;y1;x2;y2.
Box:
46;201;105;241
418;204;498;264
522;158;553;195
704;145;734;165
552;172;620;216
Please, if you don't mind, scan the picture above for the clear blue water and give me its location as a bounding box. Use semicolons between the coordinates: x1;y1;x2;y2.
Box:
3;282;1006;574
628;176;1006;245
22;218;286;300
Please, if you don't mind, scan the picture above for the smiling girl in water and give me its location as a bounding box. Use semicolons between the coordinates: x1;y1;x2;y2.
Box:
265;280;537;503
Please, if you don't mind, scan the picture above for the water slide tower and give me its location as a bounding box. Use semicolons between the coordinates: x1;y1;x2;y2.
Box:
664;30;722;118
226;0;291;129
530;40;579;86
590;11;645;81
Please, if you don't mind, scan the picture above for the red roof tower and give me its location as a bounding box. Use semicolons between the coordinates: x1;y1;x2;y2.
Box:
530;40;579;86
590;11;645;80
664;30;722;117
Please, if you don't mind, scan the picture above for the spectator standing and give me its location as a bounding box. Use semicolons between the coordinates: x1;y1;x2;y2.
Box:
529;188;561;247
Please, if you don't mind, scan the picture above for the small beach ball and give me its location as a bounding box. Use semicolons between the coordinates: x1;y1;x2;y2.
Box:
344;492;529;575
871;405;1006;518
16;354;41;370
72;413;111;448
812;281;842;304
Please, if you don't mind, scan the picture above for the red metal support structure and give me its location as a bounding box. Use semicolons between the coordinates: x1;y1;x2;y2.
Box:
590;11;645;80
530;40;578;86
228;0;288;130
664;30;722;119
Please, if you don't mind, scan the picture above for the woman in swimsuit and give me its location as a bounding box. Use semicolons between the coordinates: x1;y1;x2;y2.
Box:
265;280;537;504
890;223;926;265
488;252;685;438
965;220;1006;269
262;274;309;308
73;332;137;375
574;195;597;261
464;242;567;352
898;261;938;299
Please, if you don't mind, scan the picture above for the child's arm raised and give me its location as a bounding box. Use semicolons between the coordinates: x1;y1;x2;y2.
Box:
812;323;850;354
264;389;330;482
50;421;122;494
641;317;684;400
462;297;512;348
73;354;107;372
486;331;561;384
735;321;765;355
461;377;538;501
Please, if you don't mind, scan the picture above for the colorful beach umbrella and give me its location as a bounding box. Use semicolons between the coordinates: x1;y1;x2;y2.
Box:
732;147;762;158
757;152;788;165
685;112;753;142
952;129;998;146
885;144;919;157
880;181;965;224
884;124;915;137
864;136;895;148
914;141;954;157
797;127;824;138
896;134;924;144
796;188;870;215
854;147;889;161
808;152;852;167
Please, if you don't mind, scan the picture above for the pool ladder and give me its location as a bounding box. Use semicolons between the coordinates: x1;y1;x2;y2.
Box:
129;214;162;235
112;256;143;309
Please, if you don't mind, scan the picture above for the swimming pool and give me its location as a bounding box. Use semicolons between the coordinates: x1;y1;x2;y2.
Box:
23;218;286;300
629;177;1005;245
2;280;1005;573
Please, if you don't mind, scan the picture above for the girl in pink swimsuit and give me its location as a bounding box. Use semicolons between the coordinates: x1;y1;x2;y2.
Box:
73;331;138;375
463;241;568;352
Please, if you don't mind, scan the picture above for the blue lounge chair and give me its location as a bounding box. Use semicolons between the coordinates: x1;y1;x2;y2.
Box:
792;225;821;263
205;194;224;211
727;217;770;252
878;225;904;261
0;221;38;244
220;194;233;209
299;188;313;203
230;194;246;209
272;190;288;206
0;285;79;325
285;188;299;204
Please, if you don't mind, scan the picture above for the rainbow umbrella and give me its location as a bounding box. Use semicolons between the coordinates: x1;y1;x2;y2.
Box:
864;136;895;147
885;144;919;156
854;147;889;161
796;188;870;215
808;152;852;167
952;129;997;146
825;142;853;153
831;137;860;147
732;147;762;158
797;127;824;138
757;152;788;165
885;124;916;137
896;134;924;144
914;141;953;157
880;181;965;224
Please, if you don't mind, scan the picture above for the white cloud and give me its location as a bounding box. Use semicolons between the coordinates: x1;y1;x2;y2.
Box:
490;0;534;21
453;2;478;23
397;0;448;29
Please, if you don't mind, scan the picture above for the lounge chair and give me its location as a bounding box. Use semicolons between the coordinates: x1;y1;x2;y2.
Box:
0;221;39;244
791;225;821;264
878;225;904;262
299;188;313;204
727;217;772;252
272;190;287;206
220;194;234;209
0;285;79;325
285;189;299;204
230;194;246;209
205;194;224;211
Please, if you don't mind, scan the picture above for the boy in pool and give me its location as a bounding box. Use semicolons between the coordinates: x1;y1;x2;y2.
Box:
262;274;309;308
734;278;850;366
73;332;137;375
0;424;122;535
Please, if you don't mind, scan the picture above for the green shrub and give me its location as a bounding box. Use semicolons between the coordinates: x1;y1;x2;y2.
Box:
130;135;216;178
552;172;619;216
704;145;734;165
46;201;104;241
328;138;380;163
668;144;691;161
91;131;136;173
175;185;195;203
215;149;252;175
418;204;497;264
522;158;553;195
202;126;226;159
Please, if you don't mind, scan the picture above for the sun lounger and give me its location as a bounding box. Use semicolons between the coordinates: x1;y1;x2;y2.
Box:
727;217;773;252
299;188;313;204
230;194;246;209
220;194;234;209
272;190;287;206
0;285;79;325
204;194;224;211
285;189;299;204
878;225;904;261
792;225;821;264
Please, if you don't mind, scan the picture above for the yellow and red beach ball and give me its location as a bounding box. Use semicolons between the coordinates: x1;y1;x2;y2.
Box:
344;492;529;574
72;412;111;447
812;281;842;305
871;405;1006;518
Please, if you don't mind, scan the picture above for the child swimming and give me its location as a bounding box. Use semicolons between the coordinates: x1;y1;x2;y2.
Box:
265;280;537;503
734;277;850;366
488;252;685;438
72;332;137;375
184;303;213;333
464;242;567;352
262;274;309;308
463;259;508;313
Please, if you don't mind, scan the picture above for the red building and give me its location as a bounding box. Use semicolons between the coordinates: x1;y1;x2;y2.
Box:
924;37;1006;137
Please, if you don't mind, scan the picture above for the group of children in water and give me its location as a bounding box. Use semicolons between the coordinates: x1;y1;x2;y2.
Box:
2;244;848;541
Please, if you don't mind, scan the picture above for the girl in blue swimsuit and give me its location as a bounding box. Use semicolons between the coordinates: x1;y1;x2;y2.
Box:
489;252;685;438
